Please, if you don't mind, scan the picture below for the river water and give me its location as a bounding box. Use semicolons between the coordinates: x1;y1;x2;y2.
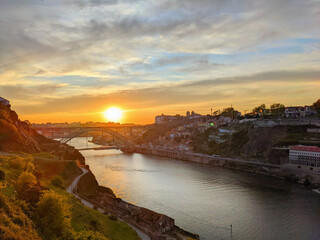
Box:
68;137;320;240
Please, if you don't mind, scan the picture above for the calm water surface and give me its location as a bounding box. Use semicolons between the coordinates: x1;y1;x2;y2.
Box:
69;137;320;240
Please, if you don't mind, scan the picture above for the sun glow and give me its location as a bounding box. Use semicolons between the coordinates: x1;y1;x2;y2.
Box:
104;107;123;122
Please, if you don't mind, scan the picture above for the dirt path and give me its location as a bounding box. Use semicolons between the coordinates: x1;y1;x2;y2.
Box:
67;168;150;240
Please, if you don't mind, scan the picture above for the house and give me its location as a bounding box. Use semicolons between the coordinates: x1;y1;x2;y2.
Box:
0;97;10;106
289;145;320;171
155;114;177;124
284;106;306;118
137;207;175;232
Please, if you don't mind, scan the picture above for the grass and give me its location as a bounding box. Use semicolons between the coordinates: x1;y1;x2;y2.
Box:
0;153;140;240
52;186;140;240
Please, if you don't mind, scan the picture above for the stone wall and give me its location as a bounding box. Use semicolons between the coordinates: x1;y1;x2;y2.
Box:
253;119;320;128
132;147;320;185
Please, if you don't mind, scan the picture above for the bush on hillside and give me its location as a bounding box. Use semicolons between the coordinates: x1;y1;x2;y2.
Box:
35;190;71;239
15;172;37;195
15;171;42;204
8;156;25;170
51;176;63;189
0;170;5;181
74;230;109;240
0;192;42;240
0;192;6;209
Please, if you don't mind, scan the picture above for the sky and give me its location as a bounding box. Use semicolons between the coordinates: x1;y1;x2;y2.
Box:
0;0;319;124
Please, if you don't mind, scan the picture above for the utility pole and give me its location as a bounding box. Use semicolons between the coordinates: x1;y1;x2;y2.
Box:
231;104;234;120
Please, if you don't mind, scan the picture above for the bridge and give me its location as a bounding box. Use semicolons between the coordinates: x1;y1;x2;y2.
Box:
33;126;133;150
58;127;131;147
77;146;122;151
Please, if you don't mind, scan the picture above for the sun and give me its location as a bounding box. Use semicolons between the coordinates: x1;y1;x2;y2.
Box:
104;107;123;122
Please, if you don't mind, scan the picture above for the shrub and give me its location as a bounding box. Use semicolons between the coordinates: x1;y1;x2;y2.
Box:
0;170;5;181
74;230;109;240
51;176;63;189
25;161;35;173
0;192;7;209
35;190;71;239
8;156;25;170
108;214;117;221
15;171;37;195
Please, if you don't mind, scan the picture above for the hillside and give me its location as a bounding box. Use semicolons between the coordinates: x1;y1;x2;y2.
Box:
0;99;140;240
0;102;47;152
193;123;320;164
0;153;139;240
0;102;85;164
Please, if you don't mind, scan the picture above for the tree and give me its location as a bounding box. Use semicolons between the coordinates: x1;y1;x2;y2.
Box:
270;103;285;117
252;104;266;115
35;191;71;239
221;107;240;119
313;99;320;111
15;171;37;195
15;171;41;204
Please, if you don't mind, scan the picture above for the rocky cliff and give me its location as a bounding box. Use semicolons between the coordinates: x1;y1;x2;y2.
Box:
0;102;47;152
0;101;84;163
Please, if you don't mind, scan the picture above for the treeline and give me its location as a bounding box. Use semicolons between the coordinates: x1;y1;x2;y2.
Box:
220;98;320;119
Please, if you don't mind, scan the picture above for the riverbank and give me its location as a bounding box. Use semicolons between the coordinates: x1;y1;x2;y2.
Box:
131;147;320;186
70;163;199;240
66;167;150;240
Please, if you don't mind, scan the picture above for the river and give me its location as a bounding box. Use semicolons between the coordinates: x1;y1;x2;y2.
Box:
68;137;320;240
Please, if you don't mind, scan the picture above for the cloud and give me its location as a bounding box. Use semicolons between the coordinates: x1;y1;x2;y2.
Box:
11;69;320;114
0;0;319;123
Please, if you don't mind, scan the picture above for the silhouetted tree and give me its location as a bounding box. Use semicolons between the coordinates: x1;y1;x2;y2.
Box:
270;103;285;117
252;104;266;115
313;99;320;112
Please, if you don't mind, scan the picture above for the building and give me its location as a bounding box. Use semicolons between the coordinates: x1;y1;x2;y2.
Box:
155;114;177;124
289;145;320;170
0;97;10;106
284;106;306;118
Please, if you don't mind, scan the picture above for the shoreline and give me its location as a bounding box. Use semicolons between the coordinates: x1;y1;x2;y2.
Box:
68;153;200;240
66;167;151;240
130;147;320;186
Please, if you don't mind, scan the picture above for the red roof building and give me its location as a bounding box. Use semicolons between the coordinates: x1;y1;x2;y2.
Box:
289;145;320;170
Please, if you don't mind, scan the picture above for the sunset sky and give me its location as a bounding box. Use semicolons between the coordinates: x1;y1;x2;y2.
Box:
0;0;319;124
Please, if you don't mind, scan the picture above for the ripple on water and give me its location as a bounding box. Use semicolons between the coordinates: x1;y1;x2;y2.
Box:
69;138;320;240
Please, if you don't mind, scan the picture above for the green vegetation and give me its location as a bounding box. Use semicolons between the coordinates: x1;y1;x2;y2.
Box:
77;172;99;198
193;124;320;164
35;190;72;239
0;153;140;240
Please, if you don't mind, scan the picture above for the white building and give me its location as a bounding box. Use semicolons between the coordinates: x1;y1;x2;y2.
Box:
0;97;10;106
289;145;320;170
284;106;306;118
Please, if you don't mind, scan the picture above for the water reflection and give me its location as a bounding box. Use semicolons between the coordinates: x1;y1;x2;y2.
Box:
68;137;320;240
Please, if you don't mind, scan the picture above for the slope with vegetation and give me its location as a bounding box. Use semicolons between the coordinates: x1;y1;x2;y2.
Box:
193;124;320;164
0;100;140;240
0;153;140;240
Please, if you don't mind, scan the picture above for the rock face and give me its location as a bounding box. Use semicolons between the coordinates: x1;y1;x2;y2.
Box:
0;102;47;152
0;101;85;163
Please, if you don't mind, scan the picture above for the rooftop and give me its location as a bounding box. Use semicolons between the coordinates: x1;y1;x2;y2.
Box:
290;145;320;153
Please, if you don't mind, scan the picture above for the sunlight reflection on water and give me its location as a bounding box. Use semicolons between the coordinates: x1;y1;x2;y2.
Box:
68;137;320;240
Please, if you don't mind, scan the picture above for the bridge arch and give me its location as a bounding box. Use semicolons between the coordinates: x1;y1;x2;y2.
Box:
60;128;130;147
